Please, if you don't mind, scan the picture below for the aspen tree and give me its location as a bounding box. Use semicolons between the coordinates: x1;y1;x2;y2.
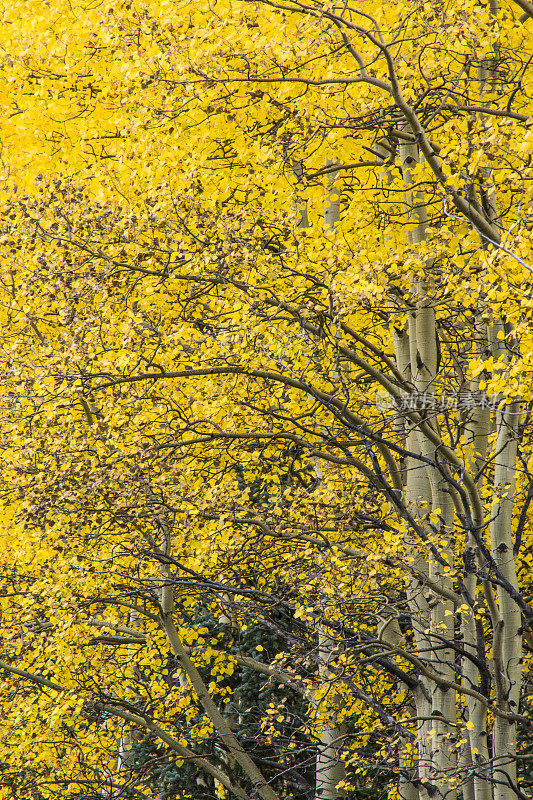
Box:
0;3;532;800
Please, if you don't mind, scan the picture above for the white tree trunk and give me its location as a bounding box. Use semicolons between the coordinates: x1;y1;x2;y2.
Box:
400;135;456;800
489;325;522;800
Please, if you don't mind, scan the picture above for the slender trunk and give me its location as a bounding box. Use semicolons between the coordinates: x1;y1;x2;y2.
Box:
315;623;347;800
461;320;493;800
488;325;521;800
476;11;522;797
460;735;476;800
396;695;419;800
376;139;420;800
400;135;456;800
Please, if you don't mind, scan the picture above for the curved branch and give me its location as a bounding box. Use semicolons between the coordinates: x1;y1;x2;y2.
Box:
0;659;251;800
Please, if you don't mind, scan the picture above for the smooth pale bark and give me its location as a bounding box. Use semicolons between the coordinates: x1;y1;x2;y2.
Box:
399;139;434;800
400;136;456;800
475;13;522;796
461;542;493;800
460;735;476;800
488;324;522;800
378;137;435;797
376;137;419;800
461;318;493;800
398;699;419;800
315;624;347;800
